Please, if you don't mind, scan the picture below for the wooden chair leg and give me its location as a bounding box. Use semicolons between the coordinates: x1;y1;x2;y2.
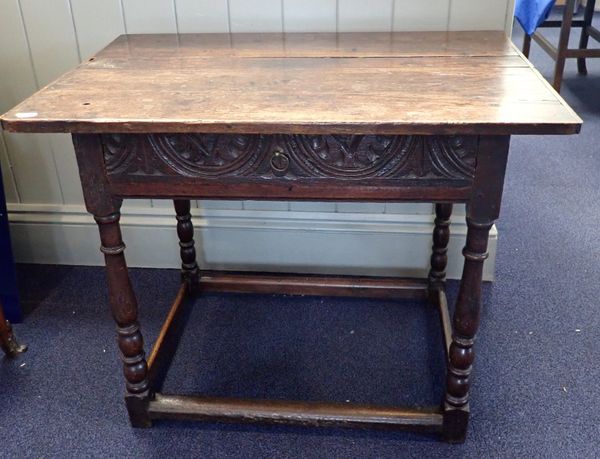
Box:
428;203;453;301
443;136;510;443
523;33;532;58
173;199;200;290
577;0;596;74
553;0;577;92
0;303;27;357
95;211;152;427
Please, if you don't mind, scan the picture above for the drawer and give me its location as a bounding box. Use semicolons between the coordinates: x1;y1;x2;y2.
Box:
100;134;478;201
103;133;476;180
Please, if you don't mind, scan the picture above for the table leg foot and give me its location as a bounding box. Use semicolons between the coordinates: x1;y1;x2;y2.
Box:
126;391;153;428
442;403;469;443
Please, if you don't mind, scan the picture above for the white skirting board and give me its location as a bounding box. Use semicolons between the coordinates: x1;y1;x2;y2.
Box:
6;204;497;281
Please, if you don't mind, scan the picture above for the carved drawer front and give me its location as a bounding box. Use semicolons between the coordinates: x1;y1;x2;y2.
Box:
102;134;477;184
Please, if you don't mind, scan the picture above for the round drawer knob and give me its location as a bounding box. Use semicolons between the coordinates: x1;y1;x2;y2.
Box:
270;148;289;176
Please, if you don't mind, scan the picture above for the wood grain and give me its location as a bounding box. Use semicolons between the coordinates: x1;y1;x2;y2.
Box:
0;32;581;135
196;270;429;299
148;394;443;430
91;31;520;58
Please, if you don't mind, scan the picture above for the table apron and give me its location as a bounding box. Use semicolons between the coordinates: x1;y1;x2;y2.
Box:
100;133;479;202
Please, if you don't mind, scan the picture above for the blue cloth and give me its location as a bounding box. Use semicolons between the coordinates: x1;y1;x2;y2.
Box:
515;0;556;35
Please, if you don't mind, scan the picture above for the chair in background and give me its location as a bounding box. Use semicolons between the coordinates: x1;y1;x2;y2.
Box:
523;0;599;92
0;301;26;357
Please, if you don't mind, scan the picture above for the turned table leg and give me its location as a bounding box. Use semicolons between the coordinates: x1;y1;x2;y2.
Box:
443;217;493;442
443;136;510;443
95;211;151;427
428;203;453;301
73;134;152;427
174;200;200;290
0;303;27;357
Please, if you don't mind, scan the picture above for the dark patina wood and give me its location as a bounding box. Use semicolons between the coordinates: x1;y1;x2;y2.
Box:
0;32;582;443
197;271;429;300
101;133;477;202
148;394;444;431
72;134;152;428
146;284;191;393
173;199;200;288
443;136;510;442
428;203;453;300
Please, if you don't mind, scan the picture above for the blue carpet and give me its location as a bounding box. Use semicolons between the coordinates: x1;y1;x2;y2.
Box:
2;20;600;458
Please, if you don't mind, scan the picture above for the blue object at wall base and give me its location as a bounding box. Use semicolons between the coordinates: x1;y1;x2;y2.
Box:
0;166;22;323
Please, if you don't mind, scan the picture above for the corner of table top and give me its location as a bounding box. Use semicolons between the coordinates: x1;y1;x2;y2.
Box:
0;113;19;133
0;30;584;136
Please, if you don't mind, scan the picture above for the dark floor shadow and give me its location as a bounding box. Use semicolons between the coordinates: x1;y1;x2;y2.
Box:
15;263;81;316
161;293;446;409
562;76;600;115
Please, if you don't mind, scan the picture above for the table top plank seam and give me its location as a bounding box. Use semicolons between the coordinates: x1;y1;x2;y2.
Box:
508;40;583;122
0;31;582;136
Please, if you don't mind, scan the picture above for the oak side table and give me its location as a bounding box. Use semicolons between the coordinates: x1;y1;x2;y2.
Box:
0;31;581;442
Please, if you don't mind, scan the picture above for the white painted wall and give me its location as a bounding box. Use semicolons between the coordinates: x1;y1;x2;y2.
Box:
0;0;514;280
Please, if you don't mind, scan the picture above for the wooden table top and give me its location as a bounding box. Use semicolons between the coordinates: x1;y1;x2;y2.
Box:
0;31;582;136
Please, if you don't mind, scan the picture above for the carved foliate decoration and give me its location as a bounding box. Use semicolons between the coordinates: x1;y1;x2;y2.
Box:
103;134;137;174
284;135;477;179
148;134;265;177
101;133;477;182
425;136;478;179
285;135;411;178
